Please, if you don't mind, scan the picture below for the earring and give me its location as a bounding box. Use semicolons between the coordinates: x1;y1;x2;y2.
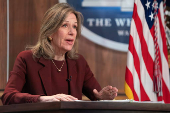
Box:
48;37;52;41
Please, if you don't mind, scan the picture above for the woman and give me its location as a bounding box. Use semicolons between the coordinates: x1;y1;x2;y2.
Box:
1;3;118;105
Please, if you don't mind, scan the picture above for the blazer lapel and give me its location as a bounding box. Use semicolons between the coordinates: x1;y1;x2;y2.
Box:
38;57;52;96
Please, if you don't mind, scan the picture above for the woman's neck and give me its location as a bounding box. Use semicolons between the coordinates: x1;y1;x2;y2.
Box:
53;54;65;61
52;45;66;61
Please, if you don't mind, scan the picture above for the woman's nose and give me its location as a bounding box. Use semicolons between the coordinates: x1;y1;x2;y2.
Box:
68;27;75;35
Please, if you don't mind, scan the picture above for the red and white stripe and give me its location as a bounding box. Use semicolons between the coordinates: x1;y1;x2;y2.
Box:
125;0;170;103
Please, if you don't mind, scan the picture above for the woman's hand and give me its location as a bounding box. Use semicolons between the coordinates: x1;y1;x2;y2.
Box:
39;94;78;102
53;94;78;101
93;86;118;100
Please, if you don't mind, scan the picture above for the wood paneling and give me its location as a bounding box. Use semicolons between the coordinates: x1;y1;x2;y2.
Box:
0;91;3;105
78;36;127;97
0;0;7;90
9;0;58;72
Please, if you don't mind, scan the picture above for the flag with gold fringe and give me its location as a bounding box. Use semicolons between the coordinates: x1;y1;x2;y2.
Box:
125;0;170;103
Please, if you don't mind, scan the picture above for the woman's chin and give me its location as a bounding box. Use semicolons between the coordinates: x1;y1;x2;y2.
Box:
63;48;73;52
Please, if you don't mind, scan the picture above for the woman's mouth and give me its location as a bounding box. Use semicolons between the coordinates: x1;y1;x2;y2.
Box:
65;39;74;45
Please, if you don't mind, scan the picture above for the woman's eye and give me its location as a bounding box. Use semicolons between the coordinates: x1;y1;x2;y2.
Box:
62;24;67;27
73;25;77;29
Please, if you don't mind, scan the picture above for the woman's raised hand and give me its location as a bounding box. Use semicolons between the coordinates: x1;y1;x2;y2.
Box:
93;85;118;100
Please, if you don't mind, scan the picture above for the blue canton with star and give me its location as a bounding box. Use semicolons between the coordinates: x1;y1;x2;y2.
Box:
141;0;161;29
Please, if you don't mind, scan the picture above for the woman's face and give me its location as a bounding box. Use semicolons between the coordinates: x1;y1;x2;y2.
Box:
51;13;77;54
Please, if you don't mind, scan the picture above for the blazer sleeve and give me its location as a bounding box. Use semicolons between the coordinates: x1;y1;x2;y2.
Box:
81;55;102;100
1;51;40;105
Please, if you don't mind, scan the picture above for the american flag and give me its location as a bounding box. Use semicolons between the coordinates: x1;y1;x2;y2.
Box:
125;0;170;103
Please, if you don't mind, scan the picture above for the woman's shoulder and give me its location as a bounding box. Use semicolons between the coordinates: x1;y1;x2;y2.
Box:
17;50;33;59
18;50;32;56
75;54;85;60
73;54;87;64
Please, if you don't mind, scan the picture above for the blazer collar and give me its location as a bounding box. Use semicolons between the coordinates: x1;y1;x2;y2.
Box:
37;56;77;96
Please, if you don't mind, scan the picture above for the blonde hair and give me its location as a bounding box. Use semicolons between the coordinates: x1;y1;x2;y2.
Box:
28;3;83;59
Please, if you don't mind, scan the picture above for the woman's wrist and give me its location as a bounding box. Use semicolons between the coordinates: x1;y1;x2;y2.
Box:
38;96;45;102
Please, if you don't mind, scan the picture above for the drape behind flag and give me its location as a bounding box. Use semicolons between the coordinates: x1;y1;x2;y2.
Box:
125;0;170;103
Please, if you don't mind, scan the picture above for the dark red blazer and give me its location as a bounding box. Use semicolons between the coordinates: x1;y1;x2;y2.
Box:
1;50;101;105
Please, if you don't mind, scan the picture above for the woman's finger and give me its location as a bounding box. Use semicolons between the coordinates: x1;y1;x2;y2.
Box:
67;95;78;100
61;97;68;101
54;94;78;101
110;93;117;99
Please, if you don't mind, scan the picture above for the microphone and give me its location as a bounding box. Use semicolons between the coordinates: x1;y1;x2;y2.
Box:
66;76;72;81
